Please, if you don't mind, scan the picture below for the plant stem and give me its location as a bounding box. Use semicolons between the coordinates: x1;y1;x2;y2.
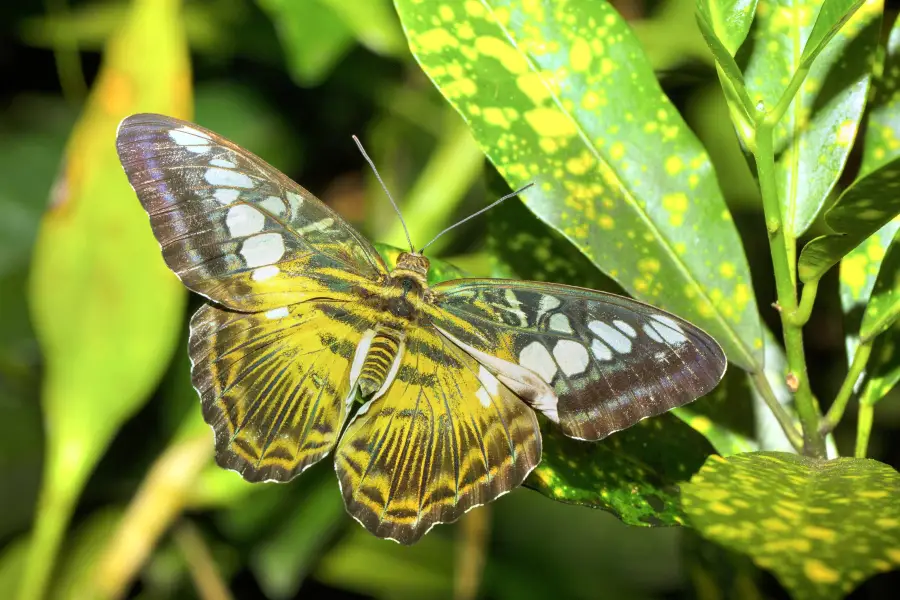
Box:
750;370;804;453
174;521;234;600
787;279;818;327
855;402;874;458
753;117;826;457
821;340;873;434
455;507;490;600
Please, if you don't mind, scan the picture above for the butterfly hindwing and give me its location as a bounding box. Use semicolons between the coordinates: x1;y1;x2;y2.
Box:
334;325;541;544
116;114;387;311
428;280;727;441
189;300;372;482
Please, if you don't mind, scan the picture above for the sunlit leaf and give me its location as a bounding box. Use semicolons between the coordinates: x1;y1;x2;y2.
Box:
683;452;900;600
528;414;714;526
395;0;763;371
257;0;355;87
799;157;900;283
696;0;759;54
22;0;191;596
744;0;881;237
799;0;866;66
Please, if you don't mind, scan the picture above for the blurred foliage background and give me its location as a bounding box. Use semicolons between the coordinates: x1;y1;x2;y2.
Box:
1;0;898;598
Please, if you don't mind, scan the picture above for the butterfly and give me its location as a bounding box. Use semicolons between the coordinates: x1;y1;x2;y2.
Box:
116;113;727;544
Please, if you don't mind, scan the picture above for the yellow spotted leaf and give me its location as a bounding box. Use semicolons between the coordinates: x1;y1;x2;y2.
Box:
744;0;880;238
23;0;191;596
697;0;759;55
841;14;900;359
683;452;900;600
394;0;763;371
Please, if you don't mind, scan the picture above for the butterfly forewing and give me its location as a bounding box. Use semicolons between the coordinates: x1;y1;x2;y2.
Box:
428;280;727;441
116;114;387;311
334;325;541;544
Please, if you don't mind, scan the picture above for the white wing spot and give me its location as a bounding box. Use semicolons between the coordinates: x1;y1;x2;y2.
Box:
226;205;264;237
260;195;286;217
169;126;211;153
613;319;637;337
213;188;240;205
539;294;561;313
549;312;573;333
241;233;285;267
518;341;557;384
588;320;632;354
286;191;304;215
478;365;500;395
553;340;590;376
643;324;664;343
205;167;254;188
650;315;688;344
265;307;289;320
209;158;235;168
476;387;492;408
591;339;613;361
251;265;279;281
296;218;334;235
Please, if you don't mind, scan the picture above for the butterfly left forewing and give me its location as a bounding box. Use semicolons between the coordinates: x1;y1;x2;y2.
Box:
116;113;387;312
333;325;541;544
428;279;727;441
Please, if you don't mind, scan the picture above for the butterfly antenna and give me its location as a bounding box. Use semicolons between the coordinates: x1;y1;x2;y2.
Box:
418;183;534;253
352;135;415;254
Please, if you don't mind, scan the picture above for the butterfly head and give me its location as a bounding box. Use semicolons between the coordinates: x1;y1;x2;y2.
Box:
392;252;430;284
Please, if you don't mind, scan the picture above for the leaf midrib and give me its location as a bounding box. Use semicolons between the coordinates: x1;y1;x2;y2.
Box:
478;0;758;370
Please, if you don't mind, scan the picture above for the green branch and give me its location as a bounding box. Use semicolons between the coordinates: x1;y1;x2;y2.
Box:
749;370;804;453
753;113;826;458
821;340;873;435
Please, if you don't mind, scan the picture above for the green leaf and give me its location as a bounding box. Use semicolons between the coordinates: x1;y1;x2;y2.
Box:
858;324;900;406
528;414;714;527
744;0;881;237
257;0;355;87
859;229;900;342
319;0;406;57
695;0;758;125
375;242;466;284
683;452;900;600
21;1;191;597
250;480;346;600
799;0;866;67
840;12;900;357
696;0;759;54
861;13;900;175
799;157;900;283
394;0;763;371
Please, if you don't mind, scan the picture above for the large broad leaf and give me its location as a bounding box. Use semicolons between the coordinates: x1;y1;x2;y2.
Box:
394;0;762;371
743;0;881;238
683;452;900;600
857;324;900;406
858;230;900;342
22;0;190;597
799;158;900;283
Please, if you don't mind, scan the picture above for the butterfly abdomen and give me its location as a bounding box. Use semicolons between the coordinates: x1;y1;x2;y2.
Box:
358;329;403;397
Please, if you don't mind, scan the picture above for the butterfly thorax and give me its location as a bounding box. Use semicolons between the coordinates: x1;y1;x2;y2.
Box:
356;252;432;397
